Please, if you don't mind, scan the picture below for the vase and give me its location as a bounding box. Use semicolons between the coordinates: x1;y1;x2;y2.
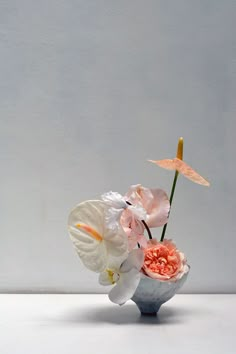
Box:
131;272;189;316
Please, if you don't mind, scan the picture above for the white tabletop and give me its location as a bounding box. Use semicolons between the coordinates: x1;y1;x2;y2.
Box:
0;294;235;354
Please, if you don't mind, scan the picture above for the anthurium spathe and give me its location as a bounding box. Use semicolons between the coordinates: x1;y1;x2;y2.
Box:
68;200;128;273
99;249;144;305
149;137;210;187
149;137;210;242
149;158;210;186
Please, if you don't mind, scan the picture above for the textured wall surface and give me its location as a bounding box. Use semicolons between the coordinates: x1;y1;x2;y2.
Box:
0;1;235;293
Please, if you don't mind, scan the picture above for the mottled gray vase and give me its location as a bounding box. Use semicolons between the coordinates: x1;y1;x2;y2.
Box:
131;272;189;315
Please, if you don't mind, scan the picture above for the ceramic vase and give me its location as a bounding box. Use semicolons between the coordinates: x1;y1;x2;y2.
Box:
131;272;189;316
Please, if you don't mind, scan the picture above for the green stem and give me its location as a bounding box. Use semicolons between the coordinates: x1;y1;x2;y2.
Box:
160;170;179;242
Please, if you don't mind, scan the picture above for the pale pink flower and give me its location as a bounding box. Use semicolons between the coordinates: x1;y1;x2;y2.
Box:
125;184;170;228
120;208;147;250
101;191;147;250
142;239;189;281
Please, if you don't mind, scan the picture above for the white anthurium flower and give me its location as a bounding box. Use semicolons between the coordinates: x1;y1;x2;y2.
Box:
101;191;147;230
68;200;128;273
99;249;144;305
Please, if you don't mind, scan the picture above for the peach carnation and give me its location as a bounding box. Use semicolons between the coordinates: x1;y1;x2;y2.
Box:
142;239;189;281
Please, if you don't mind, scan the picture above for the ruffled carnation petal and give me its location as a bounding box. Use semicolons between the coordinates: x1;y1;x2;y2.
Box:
142;239;189;281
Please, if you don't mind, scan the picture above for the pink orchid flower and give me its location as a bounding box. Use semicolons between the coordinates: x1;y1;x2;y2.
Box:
124;184;170;228
119;185;170;250
120;208;147;250
101;191;148;251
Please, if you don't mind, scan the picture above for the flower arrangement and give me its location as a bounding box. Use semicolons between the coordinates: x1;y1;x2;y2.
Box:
68;138;209;309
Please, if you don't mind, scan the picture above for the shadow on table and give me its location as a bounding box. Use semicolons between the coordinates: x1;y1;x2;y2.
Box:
57;303;199;326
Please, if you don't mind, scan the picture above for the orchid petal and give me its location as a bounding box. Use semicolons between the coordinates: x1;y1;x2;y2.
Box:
137;234;147;249
125;184;143;203
121;209;145;235
120;249;144;273
106;254;127;271
108;268;141;305
126;230;139;251
125;185;170;228
146;189;170;227
126;184;154;212
128;204;147;221
99;271;113;286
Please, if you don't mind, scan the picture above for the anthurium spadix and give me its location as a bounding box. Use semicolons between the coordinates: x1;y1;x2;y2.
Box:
68;200;128;273
99;249;144;305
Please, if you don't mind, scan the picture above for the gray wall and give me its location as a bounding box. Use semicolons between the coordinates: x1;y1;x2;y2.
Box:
0;1;235;293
